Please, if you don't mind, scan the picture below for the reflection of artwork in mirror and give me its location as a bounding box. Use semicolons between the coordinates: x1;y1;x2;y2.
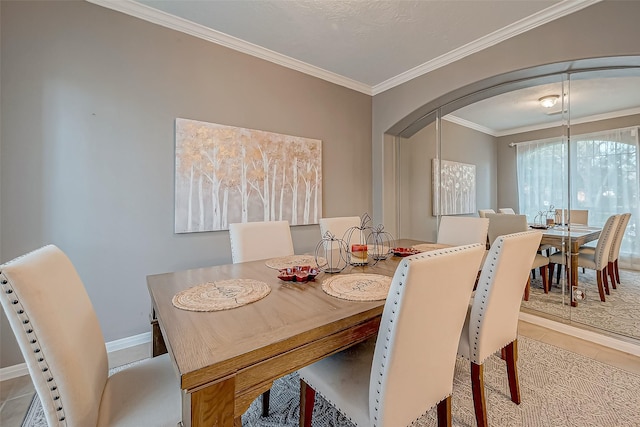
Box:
175;118;322;233
432;159;476;215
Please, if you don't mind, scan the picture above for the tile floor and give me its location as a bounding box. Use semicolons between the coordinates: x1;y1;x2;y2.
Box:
1;321;639;426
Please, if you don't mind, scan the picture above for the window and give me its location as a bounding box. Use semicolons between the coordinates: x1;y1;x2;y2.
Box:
516;126;640;263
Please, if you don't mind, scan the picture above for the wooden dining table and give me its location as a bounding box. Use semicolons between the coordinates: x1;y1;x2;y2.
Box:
538;225;602;306
147;238;423;427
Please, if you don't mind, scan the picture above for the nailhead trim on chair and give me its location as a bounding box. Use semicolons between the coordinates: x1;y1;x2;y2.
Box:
0;269;67;426
468;232;535;365
370;244;481;426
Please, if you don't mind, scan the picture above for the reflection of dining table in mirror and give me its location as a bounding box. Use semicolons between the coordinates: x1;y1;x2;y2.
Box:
538;225;602;306
147;238;426;427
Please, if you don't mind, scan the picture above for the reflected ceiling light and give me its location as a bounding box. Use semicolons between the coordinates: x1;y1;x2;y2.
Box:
539;95;560;108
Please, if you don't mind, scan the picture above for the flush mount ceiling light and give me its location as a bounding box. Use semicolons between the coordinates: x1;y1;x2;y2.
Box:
539;95;560;108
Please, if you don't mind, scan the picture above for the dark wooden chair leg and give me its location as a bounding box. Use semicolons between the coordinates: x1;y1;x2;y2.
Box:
608;261;617;289
556;263;562;284
548;263;555;287
614;259;621;285
261;390;271;417
437;396;452;427
523;277;530;301
541;265;549;293
596;270;606;302
603;267;610;295
504;340;521;404
471;362;488;427
299;380;315;427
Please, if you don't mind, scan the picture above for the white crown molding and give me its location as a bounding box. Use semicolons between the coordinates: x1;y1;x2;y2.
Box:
86;0;372;95
87;0;600;97
492;106;640;137
443;115;498;137
446;106;640;137
371;0;603;95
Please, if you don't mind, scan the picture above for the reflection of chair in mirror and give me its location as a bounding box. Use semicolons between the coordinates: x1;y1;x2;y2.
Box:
299;244;486;427
437;216;489;246
554;209;589;225
478;209;496;218
457;231;543;427
0;246;181;427
580;212;631;289
229;220;294;263
549;214;620;302
486;213;549;299
498;208;516;214
228;220;294;416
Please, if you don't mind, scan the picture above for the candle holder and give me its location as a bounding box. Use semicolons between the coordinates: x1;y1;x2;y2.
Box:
315;231;349;274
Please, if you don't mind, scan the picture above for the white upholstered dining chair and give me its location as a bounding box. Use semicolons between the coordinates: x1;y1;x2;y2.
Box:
486;213;549;299
228;219;294;415
498;208;516;214
0;245;181;427
319;216;360;243
228;220;294;263
299;244;486;427
554;208;589;225
549;214;620;302
457;230;542;427
580;213;631;289
478;209;496;218
437;216;490;247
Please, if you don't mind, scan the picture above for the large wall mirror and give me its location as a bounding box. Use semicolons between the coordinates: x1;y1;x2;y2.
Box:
392;65;640;342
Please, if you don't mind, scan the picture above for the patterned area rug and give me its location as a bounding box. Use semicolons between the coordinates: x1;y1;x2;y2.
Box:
22;336;640;427
521;268;640;339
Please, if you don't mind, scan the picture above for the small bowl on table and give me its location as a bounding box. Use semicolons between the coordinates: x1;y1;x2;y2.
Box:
278;265;319;282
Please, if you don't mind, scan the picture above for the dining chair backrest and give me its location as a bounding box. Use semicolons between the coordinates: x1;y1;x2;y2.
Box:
486;213;528;245
609;213;631;262
554;209;589;225
319;216;360;243
593;214;621;270
0;245;109;426
437;216;489;246
458;231;542;364
478;209;496;218
370;244;485;426
229;220;294;263
1;246;181;427
498;208;516;214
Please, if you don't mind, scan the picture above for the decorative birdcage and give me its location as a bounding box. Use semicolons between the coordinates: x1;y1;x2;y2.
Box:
315;231;349;273
368;224;395;260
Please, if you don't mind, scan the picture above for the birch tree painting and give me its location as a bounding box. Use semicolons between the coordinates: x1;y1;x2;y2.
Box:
432;159;476;215
175;118;322;233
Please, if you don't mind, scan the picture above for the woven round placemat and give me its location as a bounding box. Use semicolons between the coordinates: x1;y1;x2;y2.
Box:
322;273;392;301
265;255;327;270
172;279;271;312
411;243;452;252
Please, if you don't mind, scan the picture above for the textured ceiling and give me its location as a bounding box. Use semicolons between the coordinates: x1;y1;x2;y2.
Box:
99;0;638;133
137;0;562;86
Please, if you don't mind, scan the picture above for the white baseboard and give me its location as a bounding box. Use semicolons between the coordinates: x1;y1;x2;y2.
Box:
0;332;152;382
519;312;640;357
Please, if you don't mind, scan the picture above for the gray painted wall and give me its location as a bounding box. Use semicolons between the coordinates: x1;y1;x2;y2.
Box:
373;1;640;228
496;113;640;212
0;1;372;367
398;120;496;241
